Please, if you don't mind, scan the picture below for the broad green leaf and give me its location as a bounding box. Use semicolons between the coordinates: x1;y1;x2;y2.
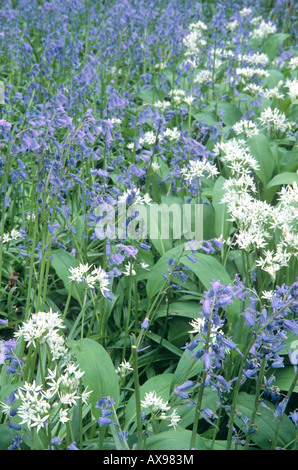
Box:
137;87;162;104
235;392;296;449
51;249;84;306
147;331;183;357
72;215;86;243
265;172;298;190
264;172;298;202
212;176;231;239
144;428;207;450
217;101;242;126
262;33;290;61
182;253;232;288
175;388;219;430
155;300;200;320
146;243;187;299
145;201;177;255
247;134;275;186
70;338;120;417
171;350;203;390
279;331;298;356
201;438;229;450
193;111;218;125
182;253;240;321
202;202;215;240
274;367;298;393
124;373;173;429
264;69;285;89
0;424;17;450
146;242;232;300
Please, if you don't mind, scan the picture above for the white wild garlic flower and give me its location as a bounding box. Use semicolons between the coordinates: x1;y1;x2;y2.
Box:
258;107;292;133
181;159;219;183
14;309;67;359
69;263;110;294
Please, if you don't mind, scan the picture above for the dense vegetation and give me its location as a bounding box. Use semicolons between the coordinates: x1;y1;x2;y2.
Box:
0;0;297;451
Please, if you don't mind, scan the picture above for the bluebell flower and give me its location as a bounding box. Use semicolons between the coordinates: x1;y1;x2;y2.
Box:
289;410;298;428
274;397;289;419
7;435;23;450
8;423;21;431
141;317;150;330
68;442;79;450
173;381;195;399
98;416;113;427
51;437;61;446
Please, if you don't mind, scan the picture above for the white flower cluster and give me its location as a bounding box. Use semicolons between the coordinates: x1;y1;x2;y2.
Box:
115;359;133;378
236;67;269;83
2;228;22;244
227;20;239;32
262;86;285;100
14;309;68;360
250;19;277;40
239;7;252;17
139;130;157;146
188;20;208;31
258;107;293;133
168;89;195;107
194;69;212;85
118;187;152;206
239;52;269;67
232;120;259;138
163;127;181;141
154;100;171;112
14;362;92;433
183;22;207;56
141;390;180;430
189;316;223;340
68;263;110;294
243;83;264;96
285;78;298;104
139;126;181;147
9;310;92;433
288;56;298;71
213;138;259;177
123;261;136;276
45;363;91;406
219;141;298;277
15;381;51;433
169;88;187;105
181;159;219;183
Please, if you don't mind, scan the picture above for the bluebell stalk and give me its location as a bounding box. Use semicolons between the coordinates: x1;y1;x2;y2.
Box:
226;285;298;450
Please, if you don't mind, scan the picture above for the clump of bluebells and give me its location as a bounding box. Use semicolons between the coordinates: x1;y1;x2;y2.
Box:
0;0;297;452
175;279;298;448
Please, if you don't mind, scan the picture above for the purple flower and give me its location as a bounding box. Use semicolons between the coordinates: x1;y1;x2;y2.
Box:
173;381;194;399
284;320;298;335
98;416;113;427
289;410;298;427
141;317;149;330
68;442;79;450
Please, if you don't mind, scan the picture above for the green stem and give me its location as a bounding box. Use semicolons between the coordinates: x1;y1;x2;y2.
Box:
226;296;296;449
122;262;134;361
189;297;216;449
24;204;40;322
245;356;267;447
81;290;88;340
132;345;143;450
271;368;298;449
